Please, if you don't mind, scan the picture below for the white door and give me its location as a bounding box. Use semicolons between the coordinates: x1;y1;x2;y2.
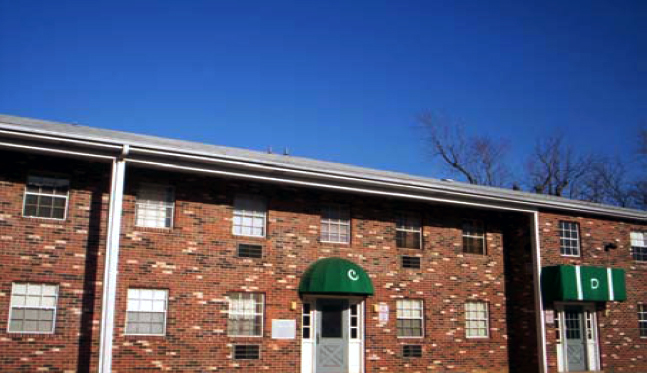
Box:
301;298;364;373
316;299;348;373
555;304;600;372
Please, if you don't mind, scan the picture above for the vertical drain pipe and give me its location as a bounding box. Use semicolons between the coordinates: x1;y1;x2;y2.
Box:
531;211;548;373
98;145;128;373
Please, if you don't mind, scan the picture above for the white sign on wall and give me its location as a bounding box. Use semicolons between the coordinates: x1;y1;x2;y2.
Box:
271;319;296;339
545;310;555;324
378;304;389;322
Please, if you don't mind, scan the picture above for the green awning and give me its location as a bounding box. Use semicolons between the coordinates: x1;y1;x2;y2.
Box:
299;258;374;295
541;265;626;303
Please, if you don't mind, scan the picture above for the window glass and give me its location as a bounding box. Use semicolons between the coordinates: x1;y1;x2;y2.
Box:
396;214;422;249
396;299;423;337
631;232;647;262
559;221;581;256
126;289;168;335
465;301;489;338
135;184;175;228
233;196;266;237
321;205;351;243
638;304;647;337
463;220;486;255
9;283;58;333
227;293;264;336
23;176;69;219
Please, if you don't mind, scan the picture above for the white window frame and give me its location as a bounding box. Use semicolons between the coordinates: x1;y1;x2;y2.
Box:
559;221;581;257
302;302;312;340
7;283;58;334
631;232;647;262
396;214;422;249
465;301;490;338
135;183;175;229
396;299;424;338
125;288;168;336
320;204;351;244
639;304;647;338
462;219;486;255
232;195;267;238
227;292;264;337
22;176;70;220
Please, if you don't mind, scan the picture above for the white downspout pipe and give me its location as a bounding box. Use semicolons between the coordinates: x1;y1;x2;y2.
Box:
531;212;548;373
98;145;129;373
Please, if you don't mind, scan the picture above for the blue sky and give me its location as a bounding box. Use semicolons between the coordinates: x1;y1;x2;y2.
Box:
0;0;644;183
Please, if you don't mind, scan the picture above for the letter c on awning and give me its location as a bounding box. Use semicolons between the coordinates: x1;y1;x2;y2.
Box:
299;257;374;295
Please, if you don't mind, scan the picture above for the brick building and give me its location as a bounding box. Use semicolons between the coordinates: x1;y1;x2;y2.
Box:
0;114;645;373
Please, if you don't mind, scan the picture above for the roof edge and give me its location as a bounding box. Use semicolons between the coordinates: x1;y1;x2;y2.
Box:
0;114;645;221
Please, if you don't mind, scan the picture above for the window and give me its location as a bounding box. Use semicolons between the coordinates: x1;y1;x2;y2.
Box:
227;292;264;336
237;243;263;258
396;214;422;249
135;184;175;228
631;232;647;262
8;283;58;333
639;304;647;337
302;303;312;339
463;220;486;255
559;221;581;256
233;345;260;360
125;289;168;336
465;301;489;338
396;299;423;337
321;205;350;243
402;345;422;358
350;303;360;339
401;256;421;269
233;195;266;237
23;176;69;219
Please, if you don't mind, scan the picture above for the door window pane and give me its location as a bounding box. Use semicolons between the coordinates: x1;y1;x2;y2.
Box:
321;303;343;338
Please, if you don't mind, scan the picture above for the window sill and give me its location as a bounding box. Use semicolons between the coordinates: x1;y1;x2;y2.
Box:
228;335;264;338
459;252;489;258
233;234;266;240
124;333;166;338
21;216;67;224
320;240;351;246
134;226;173;233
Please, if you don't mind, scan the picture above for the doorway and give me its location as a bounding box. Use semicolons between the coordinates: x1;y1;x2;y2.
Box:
316;299;349;373
555;303;600;372
301;297;364;373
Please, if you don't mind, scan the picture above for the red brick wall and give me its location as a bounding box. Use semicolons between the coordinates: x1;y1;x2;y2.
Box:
0;150;110;372
110;167;513;372
538;211;647;373
1;150;645;373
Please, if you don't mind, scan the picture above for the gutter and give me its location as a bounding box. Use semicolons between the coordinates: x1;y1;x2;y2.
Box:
0;119;645;221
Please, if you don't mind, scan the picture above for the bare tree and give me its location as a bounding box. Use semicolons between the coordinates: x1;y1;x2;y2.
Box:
581;157;634;207
526;135;596;198
635;127;647;209
418;113;511;187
